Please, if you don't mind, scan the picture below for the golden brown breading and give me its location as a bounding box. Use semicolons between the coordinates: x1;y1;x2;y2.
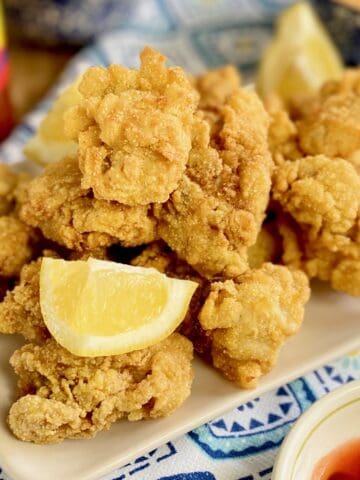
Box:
131;241;176;273
21;156;157;251
0;259;48;341
0;216;38;278
132;245;308;388
277;212;360;297
0;163;31;215
264;95;302;164
266;70;360;171
133;221;282;274
68;247;110;261
247;222;281;269
64;47;198;205
155;86;273;279
196;65;241;111
0;163;19;215
305;229;360;290
195;65;241;135
8;333;193;444
266;71;360;296
198;263;310;388
295;70;360;170
331;259;360;296
0;164;39;278
273;155;360;238
276;214;305;271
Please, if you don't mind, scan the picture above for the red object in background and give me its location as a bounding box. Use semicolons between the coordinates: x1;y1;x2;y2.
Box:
0;2;13;142
0;84;13;140
311;438;360;480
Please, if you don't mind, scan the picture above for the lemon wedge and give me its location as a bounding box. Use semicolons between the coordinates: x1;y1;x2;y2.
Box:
257;2;343;103
23;79;82;166
40;258;197;357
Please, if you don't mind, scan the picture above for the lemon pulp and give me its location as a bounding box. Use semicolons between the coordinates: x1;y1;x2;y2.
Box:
52;265;167;336
40;258;197;357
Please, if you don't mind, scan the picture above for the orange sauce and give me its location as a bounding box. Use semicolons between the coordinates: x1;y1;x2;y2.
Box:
311;438;360;480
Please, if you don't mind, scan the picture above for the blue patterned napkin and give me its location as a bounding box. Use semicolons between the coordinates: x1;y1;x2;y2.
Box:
0;2;359;479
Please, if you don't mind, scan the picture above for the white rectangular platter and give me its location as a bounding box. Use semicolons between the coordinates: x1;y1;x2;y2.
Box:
0;283;359;480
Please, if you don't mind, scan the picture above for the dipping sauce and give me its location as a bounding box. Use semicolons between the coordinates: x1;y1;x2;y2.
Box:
311;438;360;480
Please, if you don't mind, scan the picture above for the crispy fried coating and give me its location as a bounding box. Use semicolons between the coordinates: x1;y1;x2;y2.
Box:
194;65;241;144
266;70;360;170
0;164;38;278
0;259;48;341
276;214;305;271
198;263;310;388
305;228;360;291
0;163;31;215
265;95;302;164
65;47;198;205
247;222;281;269
155;86;273;279
273;155;360;238
0;216;38;277
132;245;308;388
267;71;360;296
131;241;180;274
195;65;241;135
0;163;19;215
133;221;281;274
21;156;157;251
277;212;360;297
68;247;110;261
196;65;241;111
331;259;360;296
8;333;194;444
294;70;360;170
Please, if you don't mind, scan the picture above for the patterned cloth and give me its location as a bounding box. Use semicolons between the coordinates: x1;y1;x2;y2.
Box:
0;2;359;479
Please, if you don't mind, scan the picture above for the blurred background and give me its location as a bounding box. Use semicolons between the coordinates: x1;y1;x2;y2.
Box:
0;0;359;136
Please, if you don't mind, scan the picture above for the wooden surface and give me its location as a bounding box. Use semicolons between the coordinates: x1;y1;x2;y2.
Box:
8;42;76;122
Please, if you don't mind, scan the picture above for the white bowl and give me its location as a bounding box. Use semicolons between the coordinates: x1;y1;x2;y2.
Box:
273;379;360;480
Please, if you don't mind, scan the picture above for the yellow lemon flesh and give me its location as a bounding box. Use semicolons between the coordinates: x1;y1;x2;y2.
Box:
257;2;344;103
23;79;82;166
40;258;198;357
